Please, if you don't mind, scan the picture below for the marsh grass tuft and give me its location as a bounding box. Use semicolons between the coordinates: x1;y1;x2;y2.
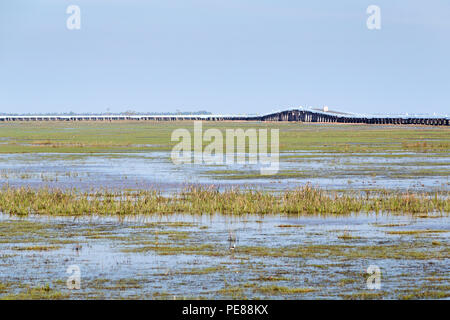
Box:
337;231;361;240
256;285;316;295
386;230;448;235
0;185;448;216
12;245;61;251
0;284;69;300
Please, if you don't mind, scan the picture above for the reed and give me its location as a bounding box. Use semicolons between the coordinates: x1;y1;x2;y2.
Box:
0;185;448;216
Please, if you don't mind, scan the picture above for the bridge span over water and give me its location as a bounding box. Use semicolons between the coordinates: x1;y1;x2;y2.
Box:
0;108;448;126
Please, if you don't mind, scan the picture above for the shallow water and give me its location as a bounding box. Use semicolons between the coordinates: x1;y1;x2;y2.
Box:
0;151;448;193
0;213;448;299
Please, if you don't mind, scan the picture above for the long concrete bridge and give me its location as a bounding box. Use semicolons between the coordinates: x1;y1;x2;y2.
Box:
253;109;450;126
0;108;448;126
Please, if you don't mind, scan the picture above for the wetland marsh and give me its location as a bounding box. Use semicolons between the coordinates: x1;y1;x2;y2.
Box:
0;122;448;299
0;122;448;192
0;213;448;299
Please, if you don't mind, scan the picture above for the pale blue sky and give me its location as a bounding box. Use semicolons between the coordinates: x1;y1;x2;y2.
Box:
1;0;449;115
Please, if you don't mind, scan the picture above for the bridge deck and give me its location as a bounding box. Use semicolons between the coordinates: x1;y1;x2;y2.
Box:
0;109;448;126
